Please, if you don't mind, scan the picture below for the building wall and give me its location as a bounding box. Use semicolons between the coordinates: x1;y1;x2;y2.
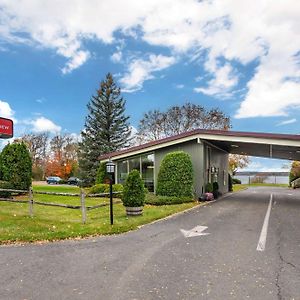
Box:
115;138;229;198
154;139;205;197
207;144;229;194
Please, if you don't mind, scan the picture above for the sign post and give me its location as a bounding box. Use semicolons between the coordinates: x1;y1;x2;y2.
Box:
0;117;13;139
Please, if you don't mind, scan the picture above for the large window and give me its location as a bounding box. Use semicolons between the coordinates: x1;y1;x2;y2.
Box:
118;160;128;184
128;157;140;172
141;154;154;192
117;153;155;192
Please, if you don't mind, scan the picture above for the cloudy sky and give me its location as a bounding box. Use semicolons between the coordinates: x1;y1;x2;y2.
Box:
0;0;300;171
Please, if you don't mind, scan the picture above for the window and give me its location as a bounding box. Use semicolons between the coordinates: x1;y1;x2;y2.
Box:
128;157;140;172
117;160;128;184
141;154;154;192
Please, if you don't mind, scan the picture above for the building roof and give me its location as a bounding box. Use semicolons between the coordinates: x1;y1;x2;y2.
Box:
99;129;300;162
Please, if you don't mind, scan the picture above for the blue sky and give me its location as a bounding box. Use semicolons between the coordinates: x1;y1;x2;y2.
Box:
0;0;300;171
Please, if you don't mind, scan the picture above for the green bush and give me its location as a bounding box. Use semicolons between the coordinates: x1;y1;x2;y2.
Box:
0;142;32;190
96;162;110;184
212;181;219;199
89;183;123;197
205;182;213;193
0;180;13;198
145;193;194;206
122;170;145;207
232;177;241;184
228;174;233;192
156;151;193;198
289;172;299;186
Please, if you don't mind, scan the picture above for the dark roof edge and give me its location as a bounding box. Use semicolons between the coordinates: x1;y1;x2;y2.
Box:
99;129;300;160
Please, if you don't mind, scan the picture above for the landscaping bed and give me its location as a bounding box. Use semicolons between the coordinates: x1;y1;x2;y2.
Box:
0;185;198;244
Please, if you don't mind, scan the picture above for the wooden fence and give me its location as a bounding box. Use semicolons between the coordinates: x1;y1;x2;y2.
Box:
0;188;122;224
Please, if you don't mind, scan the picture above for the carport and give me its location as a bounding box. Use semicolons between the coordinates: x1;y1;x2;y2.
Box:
100;129;300;196
198;130;300;161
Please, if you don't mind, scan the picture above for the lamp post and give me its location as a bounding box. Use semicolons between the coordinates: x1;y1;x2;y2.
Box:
106;160;115;225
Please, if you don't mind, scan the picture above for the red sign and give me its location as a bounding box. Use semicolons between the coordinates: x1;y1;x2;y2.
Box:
0;117;13;139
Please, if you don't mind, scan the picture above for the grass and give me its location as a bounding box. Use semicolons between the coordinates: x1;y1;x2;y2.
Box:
233;183;289;192
0;184;198;244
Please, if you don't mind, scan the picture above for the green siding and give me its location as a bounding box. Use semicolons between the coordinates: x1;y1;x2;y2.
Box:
154;139;204;196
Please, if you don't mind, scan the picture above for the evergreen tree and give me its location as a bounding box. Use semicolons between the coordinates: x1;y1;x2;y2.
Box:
0;142;32;190
79;73;131;185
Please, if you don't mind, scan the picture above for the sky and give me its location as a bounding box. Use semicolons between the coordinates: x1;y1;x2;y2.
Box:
0;0;300;172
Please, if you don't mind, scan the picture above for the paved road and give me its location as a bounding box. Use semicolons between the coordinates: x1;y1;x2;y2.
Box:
1;187;300;300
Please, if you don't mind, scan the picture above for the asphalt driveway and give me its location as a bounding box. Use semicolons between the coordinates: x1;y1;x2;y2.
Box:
1;186;300;299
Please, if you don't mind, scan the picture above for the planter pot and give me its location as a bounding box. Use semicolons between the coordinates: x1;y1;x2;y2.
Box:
125;206;143;216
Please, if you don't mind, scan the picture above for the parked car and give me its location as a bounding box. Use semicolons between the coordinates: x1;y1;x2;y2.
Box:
46;176;62;184
67;177;81;185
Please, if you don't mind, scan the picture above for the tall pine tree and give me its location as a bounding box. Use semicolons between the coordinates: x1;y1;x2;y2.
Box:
79;73;131;185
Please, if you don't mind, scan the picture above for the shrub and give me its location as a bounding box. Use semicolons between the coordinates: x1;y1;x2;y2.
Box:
122;170;145;207
205;182;213;193
96;162;110;184
0;180;13;198
212;181;219;199
156;151;193;198
289;172;299;186
232;177;241;184
228;174;233;192
89;183;123;197
145;193;194;205
0;142;32;190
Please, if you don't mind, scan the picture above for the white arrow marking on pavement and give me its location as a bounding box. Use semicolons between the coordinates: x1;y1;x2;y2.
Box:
180;225;210;238
256;194;273;251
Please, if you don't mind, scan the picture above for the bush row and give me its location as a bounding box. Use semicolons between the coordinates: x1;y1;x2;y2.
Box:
145;193;195;206
88;183;124;197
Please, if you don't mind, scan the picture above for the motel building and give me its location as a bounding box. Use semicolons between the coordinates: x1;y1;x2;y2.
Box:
99;129;300;197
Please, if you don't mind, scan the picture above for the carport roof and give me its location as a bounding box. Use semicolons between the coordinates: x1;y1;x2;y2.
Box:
99;129;300;161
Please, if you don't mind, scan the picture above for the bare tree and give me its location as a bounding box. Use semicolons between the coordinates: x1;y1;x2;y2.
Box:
20;133;49;179
228;154;251;175
137;102;231;143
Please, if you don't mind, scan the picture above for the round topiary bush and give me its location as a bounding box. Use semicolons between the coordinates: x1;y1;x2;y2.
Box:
0;142;32;190
156;151;194;198
122;169;145;208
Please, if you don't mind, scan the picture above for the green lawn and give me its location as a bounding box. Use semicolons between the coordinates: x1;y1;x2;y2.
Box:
233;183;289;192
0;184;198;244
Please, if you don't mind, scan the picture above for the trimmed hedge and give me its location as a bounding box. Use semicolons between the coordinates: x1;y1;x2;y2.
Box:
156;151;193;198
145;193;194;206
0;142;32;190
88;183;123;197
122;170;145;207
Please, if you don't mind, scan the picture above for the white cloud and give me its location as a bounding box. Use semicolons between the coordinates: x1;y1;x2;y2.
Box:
0;100;14;119
111;51;122;63
277;118;297;126
0;0;299;117
175;84;184;89
120;54;176;92
30;117;61;134
194;63;238;98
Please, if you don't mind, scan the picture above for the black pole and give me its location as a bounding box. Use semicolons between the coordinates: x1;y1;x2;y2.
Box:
110;177;113;225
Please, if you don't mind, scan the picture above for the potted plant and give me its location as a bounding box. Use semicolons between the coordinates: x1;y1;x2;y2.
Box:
122;169;145;216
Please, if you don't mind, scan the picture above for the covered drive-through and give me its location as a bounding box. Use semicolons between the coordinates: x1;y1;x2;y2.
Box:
100;129;300;196
200;130;300;161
